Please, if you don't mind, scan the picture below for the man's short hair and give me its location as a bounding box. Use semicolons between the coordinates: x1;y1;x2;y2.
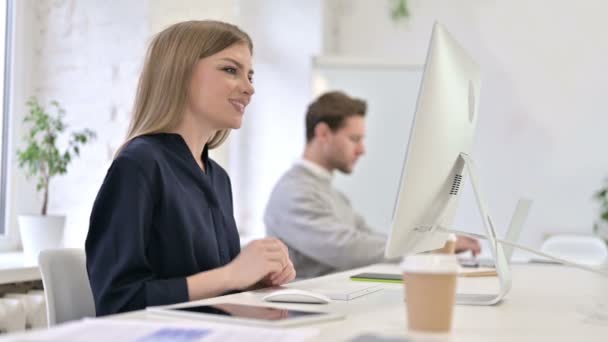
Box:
305;91;367;143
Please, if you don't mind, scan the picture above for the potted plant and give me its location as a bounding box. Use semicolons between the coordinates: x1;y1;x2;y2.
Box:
390;0;410;21
594;179;608;244
16;97;96;264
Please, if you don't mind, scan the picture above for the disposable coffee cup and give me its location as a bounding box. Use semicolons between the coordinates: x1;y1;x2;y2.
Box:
434;234;457;254
401;254;460;333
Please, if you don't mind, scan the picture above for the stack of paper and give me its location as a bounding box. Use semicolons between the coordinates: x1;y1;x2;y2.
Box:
0;318;318;342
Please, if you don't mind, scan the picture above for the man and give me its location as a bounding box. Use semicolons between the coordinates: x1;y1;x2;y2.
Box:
264;91;480;278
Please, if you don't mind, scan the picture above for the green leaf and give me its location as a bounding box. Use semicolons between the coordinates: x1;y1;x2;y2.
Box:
16;97;97;208
390;0;409;21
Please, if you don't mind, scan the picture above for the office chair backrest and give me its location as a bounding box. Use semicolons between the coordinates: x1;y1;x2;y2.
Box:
540;234;608;266
38;248;96;326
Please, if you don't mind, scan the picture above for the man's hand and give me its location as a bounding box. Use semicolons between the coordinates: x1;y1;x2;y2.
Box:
455;235;481;256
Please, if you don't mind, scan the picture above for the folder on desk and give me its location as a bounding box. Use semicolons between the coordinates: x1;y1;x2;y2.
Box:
458;267;498;277
350;273;403;283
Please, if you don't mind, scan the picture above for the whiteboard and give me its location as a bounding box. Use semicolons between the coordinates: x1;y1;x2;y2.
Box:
312;57;423;234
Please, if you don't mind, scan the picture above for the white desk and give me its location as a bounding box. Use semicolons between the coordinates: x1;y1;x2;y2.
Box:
108;263;608;341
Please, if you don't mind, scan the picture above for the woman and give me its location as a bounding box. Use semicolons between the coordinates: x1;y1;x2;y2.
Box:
86;20;295;316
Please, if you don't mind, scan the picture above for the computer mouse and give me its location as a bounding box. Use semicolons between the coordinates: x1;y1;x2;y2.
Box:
262;288;331;304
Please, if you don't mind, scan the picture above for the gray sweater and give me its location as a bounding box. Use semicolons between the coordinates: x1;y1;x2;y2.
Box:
264;162;390;278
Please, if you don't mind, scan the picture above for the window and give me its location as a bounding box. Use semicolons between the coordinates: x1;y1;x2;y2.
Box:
0;0;12;235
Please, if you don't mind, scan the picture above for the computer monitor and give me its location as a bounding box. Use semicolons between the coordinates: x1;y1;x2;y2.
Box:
383;22;518;305
385;22;481;258
383;23;607;304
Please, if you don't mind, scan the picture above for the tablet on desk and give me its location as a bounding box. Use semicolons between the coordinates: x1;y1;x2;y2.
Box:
350;268;497;282
147;302;344;327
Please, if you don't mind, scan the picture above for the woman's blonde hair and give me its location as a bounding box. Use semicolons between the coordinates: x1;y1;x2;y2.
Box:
120;20;252;155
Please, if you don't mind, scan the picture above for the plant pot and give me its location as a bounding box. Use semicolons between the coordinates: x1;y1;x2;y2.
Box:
17;215;65;265
594;220;608;246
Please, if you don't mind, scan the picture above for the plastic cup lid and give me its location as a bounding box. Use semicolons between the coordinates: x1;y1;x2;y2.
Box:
400;254;461;274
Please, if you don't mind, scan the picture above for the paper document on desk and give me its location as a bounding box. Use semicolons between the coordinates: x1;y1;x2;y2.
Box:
0;318;318;342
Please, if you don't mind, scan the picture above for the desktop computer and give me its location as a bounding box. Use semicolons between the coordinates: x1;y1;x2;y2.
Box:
384;22;518;305
385;22;480;259
384;22;607;305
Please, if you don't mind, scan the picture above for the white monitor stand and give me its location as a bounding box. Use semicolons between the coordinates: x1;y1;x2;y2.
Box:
414;153;511;305
421;153;608;306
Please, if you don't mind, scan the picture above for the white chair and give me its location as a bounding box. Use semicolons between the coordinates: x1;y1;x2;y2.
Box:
38;248;96;326
540;234;608;266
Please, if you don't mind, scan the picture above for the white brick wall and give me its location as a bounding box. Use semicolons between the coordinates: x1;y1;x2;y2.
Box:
13;0;322;248
24;0;150;247
13;0;256;248
149;0;238;33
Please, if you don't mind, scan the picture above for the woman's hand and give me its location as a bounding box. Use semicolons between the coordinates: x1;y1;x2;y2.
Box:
259;258;296;287
186;238;295;300
226;238;295;290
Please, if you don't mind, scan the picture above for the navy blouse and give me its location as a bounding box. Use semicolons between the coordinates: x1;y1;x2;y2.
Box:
85;133;241;316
